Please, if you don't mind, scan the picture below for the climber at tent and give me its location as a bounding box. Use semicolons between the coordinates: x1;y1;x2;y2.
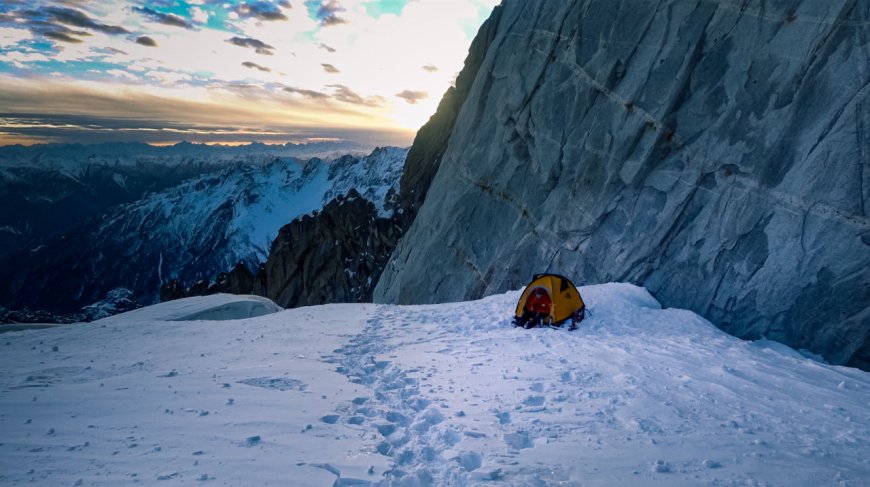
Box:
519;288;553;327
512;273;585;330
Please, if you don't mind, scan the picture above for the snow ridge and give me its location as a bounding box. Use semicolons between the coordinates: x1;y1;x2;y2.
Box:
112;145;407;269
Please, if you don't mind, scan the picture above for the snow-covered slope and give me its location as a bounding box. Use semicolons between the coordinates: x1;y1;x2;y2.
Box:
0;147;407;314
1;284;867;486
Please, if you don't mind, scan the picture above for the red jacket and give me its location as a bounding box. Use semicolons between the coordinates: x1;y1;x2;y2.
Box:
525;290;552;315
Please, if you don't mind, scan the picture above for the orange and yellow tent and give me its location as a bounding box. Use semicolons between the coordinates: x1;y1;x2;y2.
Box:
513;274;585;330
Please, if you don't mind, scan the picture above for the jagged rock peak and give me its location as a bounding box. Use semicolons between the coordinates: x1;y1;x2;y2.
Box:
375;0;870;369
254;189;403;308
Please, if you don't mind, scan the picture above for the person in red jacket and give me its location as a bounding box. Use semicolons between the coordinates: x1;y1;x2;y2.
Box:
519;288;552;328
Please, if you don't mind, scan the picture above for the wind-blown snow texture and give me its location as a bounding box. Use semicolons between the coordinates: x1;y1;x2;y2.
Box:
1;147;406;313
375;0;870;369
1;285;868;486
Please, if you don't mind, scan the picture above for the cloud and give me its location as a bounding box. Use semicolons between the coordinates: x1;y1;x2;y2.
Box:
0;76;414;145
8;6;128;43
40;6;129;35
328;84;383;107
306;0;347;26
321;63;339;73
135;36;157;47
395;90;428;104
190;7;209;24
283;86;329;100
241;61;271;72
319;43;336;53
422;64;438;72
235;1;289;21
226;36;274;55
106;69;138;81
42;29;88;43
0;112;410;146
93;46;127;56
132;6;194;29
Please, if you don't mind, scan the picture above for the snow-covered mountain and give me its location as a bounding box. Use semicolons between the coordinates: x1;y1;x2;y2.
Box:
0;140;373;171
0;147;407;315
0;140;374;259
0;162;231;258
1;283;867;485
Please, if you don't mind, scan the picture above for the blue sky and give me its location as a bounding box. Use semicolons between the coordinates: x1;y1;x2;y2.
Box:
0;0;499;145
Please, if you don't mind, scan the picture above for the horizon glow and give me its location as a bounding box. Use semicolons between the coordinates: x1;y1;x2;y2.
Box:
0;0;500;146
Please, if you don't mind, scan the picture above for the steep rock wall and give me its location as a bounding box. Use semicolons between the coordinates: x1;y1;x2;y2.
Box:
398;4;504;224
254;190;403;308
375;0;870;368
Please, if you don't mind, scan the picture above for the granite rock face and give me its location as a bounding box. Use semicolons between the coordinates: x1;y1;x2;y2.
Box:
375;0;870;368
159;263;255;302
255;189;403;308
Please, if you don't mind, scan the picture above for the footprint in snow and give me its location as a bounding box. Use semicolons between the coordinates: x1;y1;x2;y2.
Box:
523;395;546;406
504;431;534;450
237;377;306;392
456;451;483;471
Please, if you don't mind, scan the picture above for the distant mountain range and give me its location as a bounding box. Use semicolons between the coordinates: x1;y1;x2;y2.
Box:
0;140;374;258
0;140;373;170
0;144;406;317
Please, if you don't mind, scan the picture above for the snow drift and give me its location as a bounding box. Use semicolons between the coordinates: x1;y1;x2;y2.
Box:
98;294;282;323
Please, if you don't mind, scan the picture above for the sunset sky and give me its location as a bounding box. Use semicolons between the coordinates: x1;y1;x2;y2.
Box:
0;0;499;146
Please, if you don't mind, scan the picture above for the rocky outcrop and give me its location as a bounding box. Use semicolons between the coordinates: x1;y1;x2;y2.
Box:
159;190;401;308
160;188;403;308
0;288;140;324
254;189;403;308
375;0;870;369
159;263;255;302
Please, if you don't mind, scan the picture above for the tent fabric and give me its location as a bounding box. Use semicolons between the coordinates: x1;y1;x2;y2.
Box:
514;274;585;325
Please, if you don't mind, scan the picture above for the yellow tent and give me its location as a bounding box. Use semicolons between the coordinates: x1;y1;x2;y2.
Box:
513;274;585;330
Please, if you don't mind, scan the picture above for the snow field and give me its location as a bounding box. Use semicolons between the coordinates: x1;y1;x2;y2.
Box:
0;301;386;486
0;284;868;486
